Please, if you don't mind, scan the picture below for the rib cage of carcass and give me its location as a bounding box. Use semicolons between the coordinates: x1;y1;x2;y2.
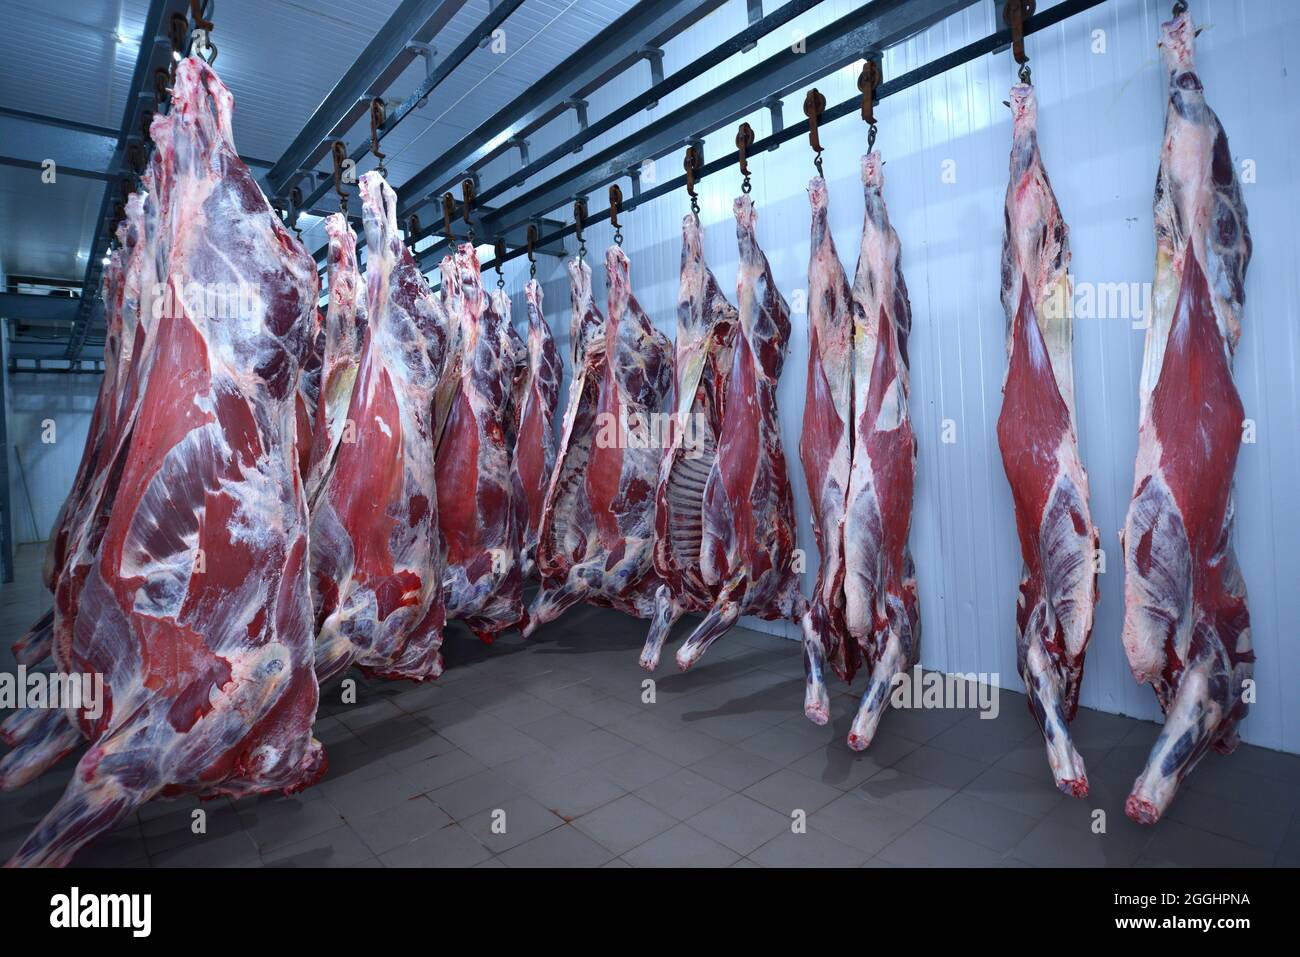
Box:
639;212;738;673
310;170;448;684
658;195;808;685
798;156;920;744
996;83;1098;798
525;248;673;632
3;57;325;867
432;243;526;641
1120;10;1253;825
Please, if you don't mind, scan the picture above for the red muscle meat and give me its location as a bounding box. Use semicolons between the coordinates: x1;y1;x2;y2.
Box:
310;171;448;682
996;83;1098;797
305;212;366;505
526;249;673;631
1120;11;1253;824
6;57;325;867
640;212;738;671
511;277;562;580
672;196;806;678
433;244;525;640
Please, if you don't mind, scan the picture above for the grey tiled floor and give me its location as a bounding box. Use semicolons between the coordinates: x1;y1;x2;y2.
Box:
3;543;1298;868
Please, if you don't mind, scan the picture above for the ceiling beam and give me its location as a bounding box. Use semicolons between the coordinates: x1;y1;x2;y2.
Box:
261;0;470;201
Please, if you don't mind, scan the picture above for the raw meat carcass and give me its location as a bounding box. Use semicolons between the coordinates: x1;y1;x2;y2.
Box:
305;212;367;504
996;83;1097;797
640;212;738;671
525;248;673;632
294;309;324;482
843;154;921;748
797;176;853;723
311;170;448;682
1120;10;1253;825
672;196;806;674
7;57;325;867
511;277;562;580
433;246;525;641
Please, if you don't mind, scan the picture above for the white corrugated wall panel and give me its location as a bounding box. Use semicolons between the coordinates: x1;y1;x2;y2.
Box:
485;0;1299;754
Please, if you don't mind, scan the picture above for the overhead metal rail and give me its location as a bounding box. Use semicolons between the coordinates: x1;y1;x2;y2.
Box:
460;0;1111;277
260;0;470;201
66;0;199;361
292;0;527;221
393;0;728;224
413;0;976;270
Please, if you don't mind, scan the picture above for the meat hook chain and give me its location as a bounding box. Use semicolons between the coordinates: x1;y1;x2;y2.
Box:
859;57;881;153
1172;0;1188;14
736;122;754;194
290;185;304;238
442;192;457;242
609;184;624;246
494;238;506;288
369;98;388;178
684;144;702;216
189;0;217;64
407;213;421;253
574;198;587;261
332;140;350;216
527;224;538;278
1004;0;1036;85
461;178;476;245
804;88;827;177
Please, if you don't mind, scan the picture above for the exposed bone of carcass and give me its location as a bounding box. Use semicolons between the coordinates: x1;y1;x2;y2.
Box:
526;249;673;632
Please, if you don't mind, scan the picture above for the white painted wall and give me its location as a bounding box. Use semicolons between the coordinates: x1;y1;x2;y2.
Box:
6;373;98;545
486;0;1300;753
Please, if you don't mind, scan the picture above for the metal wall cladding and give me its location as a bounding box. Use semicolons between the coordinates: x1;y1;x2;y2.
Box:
485;0;1299;754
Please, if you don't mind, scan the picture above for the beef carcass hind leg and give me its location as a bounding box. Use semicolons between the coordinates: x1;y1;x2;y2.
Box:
995;85;1097;796
844;153;922;750
1121;12;1252;824
513;278;561;580
675;196;805;680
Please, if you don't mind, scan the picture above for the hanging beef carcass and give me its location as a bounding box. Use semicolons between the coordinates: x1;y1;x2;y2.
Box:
294;309;324;482
798;175;855;727
640;212;738;671
2;162;161;781
433;247;526;640
996;83;1098;797
1120;10;1253;824
672;196;806;674
311;171;448;682
305;212;367;504
840;154;922;748
511;277;562;580
526;248;673;632
6;57;325;867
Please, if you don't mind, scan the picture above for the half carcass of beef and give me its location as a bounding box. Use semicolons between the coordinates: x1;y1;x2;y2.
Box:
526;249;673;632
511;278;561;580
840;154;922;749
640;212;738;671
798;175;855;725
996;84;1098;797
433;246;525;641
305;212;366;505
672;196;805;674
7;57;325;867
311;171;448;683
1120;11;1253;824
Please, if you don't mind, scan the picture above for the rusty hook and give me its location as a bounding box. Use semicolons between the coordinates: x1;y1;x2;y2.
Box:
684;145;701;215
407;213;421;249
574;198;588;259
736;122;754;193
609;184;624;245
461;178;476;242
804;88;826;176
493;238;507;287
331;140;350;215
1003;0;1036;83
527;223;538;276
369;98;387;176
442;192;457;243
